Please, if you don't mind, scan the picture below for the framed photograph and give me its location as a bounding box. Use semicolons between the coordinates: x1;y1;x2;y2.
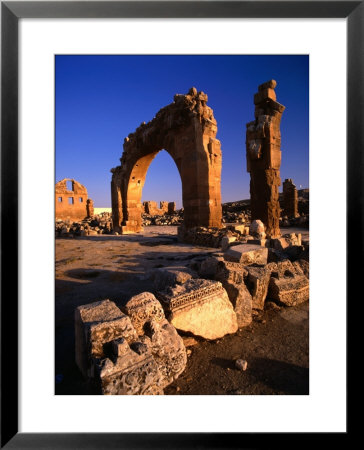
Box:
2;0;358;447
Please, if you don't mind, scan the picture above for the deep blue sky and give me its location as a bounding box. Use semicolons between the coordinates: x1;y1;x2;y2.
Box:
56;55;308;208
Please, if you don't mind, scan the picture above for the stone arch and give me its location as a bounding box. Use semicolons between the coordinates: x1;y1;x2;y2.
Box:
111;87;222;234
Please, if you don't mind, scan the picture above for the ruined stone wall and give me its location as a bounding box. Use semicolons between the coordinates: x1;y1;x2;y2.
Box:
56;178;93;221
111;87;222;234
283;178;298;218
246;80;285;238
143;201;176;216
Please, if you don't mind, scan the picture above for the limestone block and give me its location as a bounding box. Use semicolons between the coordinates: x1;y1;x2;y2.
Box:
233;224;245;234
142;318;187;388
214;260;251;327
124;292;165;336
94;338;164;395
249;220;266;238
157;279;238;340
294;259;309;278
221;235;237;251
245;266;271;310
153;268;193;291
224;244;268;265
198;256;223;279
75;300;137;378
268;275;309;306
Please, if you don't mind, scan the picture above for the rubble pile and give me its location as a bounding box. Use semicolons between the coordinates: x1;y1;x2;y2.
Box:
75;295;187;395
74;221;309;395
142;210;183;226
55;212;113;237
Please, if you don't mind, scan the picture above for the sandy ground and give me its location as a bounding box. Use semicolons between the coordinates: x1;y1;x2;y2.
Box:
55;226;309;395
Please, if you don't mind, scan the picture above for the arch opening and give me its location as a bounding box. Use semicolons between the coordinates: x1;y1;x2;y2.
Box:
111;87;222;234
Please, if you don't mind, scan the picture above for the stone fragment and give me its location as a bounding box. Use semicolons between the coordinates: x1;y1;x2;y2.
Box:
75;300;137;378
268;275;309;306
235;359;248;371
124;292;165;336
153;268;193;291
245;266;272;310
233;224;245;234
182;336;199;347
198;256;224;279
295;259;309;278
213;260;252;327
249;220;266;239
157;279;238;340
94;339;164;395
221;235;237;251
224;244;268;265
142;318;187;388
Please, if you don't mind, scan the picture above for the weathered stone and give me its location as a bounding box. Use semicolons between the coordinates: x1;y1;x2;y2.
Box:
75;300;137;378
221;235;237;251
245;266;271;310
249;220;266;239
214;260;252;327
235;359;248;371
198;256;223;279
153;268;193;291
268;275;309;306
246;80;285;238
56;178;94;221
283;178;299;218
157;279;238;340
224;244;268;265
94;338;164;395
294;259;309;278
124;292;165;336
233;224;246;234
111;87;222;234
142;318;187;388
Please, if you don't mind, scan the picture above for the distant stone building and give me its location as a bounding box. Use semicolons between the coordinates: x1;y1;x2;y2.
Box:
283;178;299;218
55;178;93;220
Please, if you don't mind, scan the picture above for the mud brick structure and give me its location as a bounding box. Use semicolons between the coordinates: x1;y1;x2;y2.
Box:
283;178;299;218
56;178;94;221
246;80;285;238
111;87;222;234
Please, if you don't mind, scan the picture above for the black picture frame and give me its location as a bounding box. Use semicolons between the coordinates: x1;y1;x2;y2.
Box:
1;1;358;448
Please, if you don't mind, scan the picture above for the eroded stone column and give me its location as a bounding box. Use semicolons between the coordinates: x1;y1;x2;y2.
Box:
246;80;285;238
283;178;298;218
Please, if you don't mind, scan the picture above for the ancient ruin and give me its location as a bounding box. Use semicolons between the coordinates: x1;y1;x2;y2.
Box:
55;178;93;221
283;178;299;218
246;80;285;238
75;297;187;395
111;87;222;234
143;201;175;216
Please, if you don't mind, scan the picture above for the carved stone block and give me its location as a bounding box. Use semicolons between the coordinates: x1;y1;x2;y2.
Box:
245;266;272;310
268;275;309;306
124;292;165;336
224;244;268;265
157;279;238;340
75;299;137;378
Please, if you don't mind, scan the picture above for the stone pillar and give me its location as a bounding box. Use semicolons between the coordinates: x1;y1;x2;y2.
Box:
246;80;285;238
283;178;298;218
168;202;176;215
86;198;94;218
